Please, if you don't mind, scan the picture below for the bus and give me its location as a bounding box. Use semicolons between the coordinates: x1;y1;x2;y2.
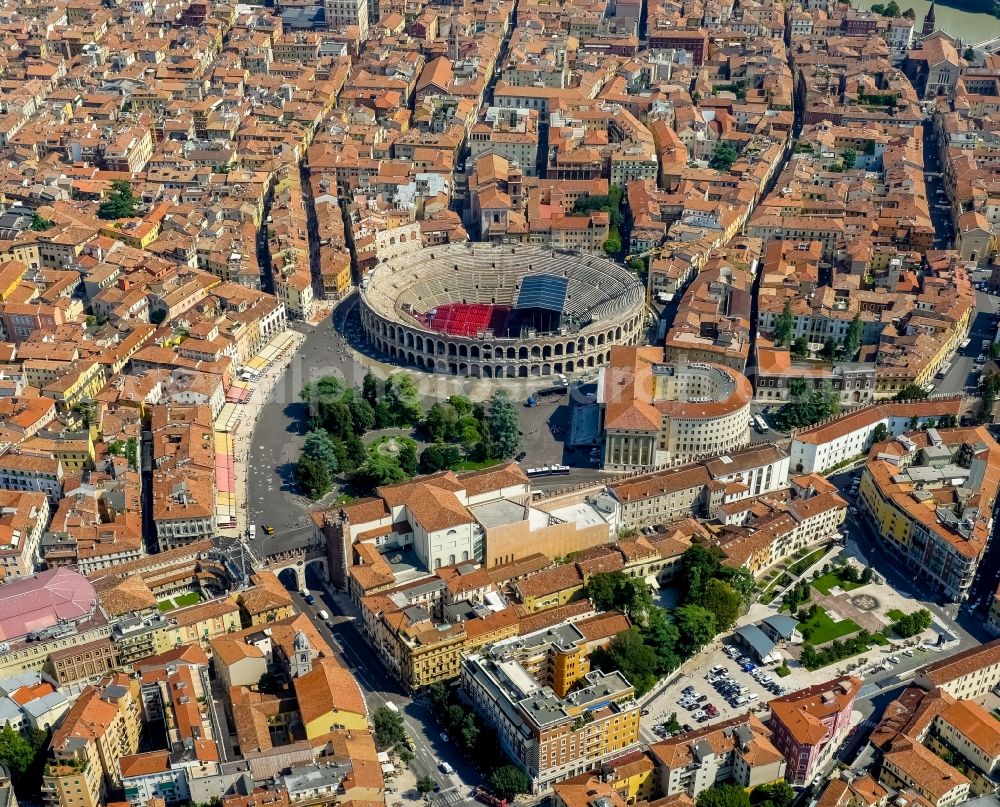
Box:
937;361;952;379
754;414;770;433
526;464;571;478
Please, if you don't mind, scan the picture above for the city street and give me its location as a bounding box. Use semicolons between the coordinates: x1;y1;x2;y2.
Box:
932;290;1000;396
290;571;484;804
244;296;616;555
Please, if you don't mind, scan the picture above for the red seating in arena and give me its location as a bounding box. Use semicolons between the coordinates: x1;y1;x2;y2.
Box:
426;304;511;337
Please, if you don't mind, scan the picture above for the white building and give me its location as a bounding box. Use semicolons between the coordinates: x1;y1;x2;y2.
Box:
324;0;368;40
120;751;190;807
788;401;961;474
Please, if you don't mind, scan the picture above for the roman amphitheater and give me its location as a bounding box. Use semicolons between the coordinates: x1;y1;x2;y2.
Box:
358;243;647;378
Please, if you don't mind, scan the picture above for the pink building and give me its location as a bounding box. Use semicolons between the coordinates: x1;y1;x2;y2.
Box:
768;675;862;785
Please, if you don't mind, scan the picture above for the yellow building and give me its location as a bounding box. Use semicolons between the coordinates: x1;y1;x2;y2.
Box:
236;570;295;627
859;427;1000;602
157;598;242;653
512;564;585;612
462;619;641;791
43;674;141;807
293;657;369;738
42;361;107;426
21;434;95;470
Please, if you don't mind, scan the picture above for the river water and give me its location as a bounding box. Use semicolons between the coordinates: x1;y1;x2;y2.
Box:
866;0;1000;45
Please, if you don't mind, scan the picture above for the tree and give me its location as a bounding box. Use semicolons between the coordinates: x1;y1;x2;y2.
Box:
842;148;858;169
603;230;622;258
821;337;837;360
938;414;958;427
351;453;409;490
981;371;1000;424
487;390;520;458
372;706;406;749
317;399;354;441
490;766;532;800
362;372;379;408
883;0;900;14
709;141;738;171
344;433;366;470
416;776;436;794
895;384;929;402
383;374;423;426
0;724;35;777
98;179;139;220
964;46;976;61
583;572;652;621
870;2;885;11
751;781;795;807
642;610;680;673
697;784;752;807
296;454;332;499
844;314;863;359
902;6;916;18
665;712;682;733
591;628;660;694
673;604;717;658
420;443;462;473
872;422;889;443
679;545;724;603
717;566;756;604
775;300;794;347
792;335;810;358
701;578;742;631
303;430;340;476
348;395;376;433
257;671;280;694
399;440;418;476
423;402;459;442
30;212;53;231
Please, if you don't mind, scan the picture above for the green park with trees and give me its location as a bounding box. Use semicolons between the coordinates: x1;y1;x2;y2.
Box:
295;372;521;499
585;546;755;694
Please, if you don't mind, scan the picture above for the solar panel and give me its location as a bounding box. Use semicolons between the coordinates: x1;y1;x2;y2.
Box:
515;274;569;313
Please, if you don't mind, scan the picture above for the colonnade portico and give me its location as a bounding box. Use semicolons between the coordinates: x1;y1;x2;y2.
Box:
605;434;657;467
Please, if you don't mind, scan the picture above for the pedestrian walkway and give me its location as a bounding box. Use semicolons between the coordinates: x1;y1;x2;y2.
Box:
214;328;306;537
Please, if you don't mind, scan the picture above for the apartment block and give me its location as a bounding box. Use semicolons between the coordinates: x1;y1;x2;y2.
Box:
461;624;641;792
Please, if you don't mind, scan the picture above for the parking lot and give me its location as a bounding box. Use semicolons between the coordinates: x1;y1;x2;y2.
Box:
644;639;790;737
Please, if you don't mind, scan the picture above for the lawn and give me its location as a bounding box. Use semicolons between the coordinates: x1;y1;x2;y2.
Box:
812;570;864;596
174;591;202;608
453;458;503;471
788;546;830;576
886;608;907;622
158;591;201;612
799;605;861;644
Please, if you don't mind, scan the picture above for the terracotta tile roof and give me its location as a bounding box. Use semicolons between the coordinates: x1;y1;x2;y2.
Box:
936;699;1000;757
514;563;584;599
574;611;630;643
119;751;171;778
650;713;782;769
918;637;1000;688
884;738;970;801
292;657;367;728
768;676;862;746
792;399;962;445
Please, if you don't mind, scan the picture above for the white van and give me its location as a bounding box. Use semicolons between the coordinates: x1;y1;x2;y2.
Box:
385;702;400;713
317;609;329;620
439;762;455;775
747;693;759;702
247;524;256;540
